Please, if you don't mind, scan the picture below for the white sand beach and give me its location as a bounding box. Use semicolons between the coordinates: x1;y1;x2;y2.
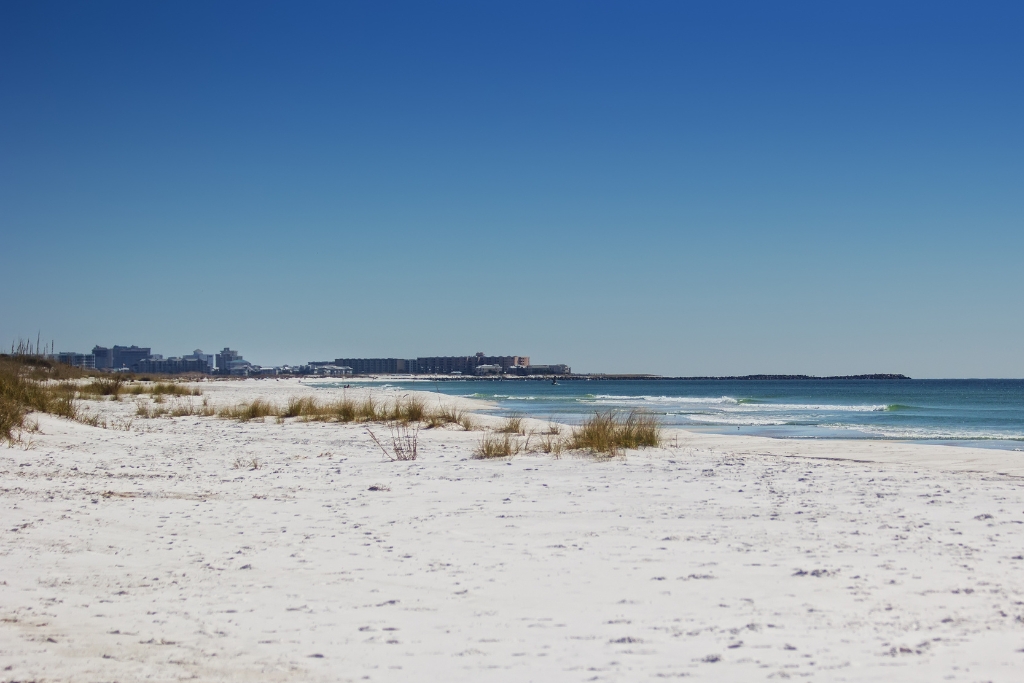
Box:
2;378;1023;681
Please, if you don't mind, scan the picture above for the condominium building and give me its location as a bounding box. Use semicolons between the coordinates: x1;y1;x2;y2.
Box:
415;353;529;374
92;346;114;370
216;348;243;374
333;358;417;374
325;353;563;375
112;345;151;370
56;352;95;369
134;357;211;374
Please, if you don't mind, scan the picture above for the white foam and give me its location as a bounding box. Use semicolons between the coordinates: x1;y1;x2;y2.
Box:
821;422;1024;442
587;396;887;413
683;414;792;426
590;394;739;405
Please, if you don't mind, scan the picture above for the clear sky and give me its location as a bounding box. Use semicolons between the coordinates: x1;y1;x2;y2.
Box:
2;1;1022;377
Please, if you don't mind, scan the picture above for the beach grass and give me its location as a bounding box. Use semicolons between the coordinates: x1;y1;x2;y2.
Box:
170;397;215;417
283;396;320;418
567;410;661;455
78;376;127;397
392;396;426;422
219;398;277;422
0;355;89;443
124;382;202;397
136;395;214;419
228;394;473;428
426;404;472;429
367;421;419;461
136;402;166;418
496;412;525;434
474;432;521;459
79;378;202;400
538;432;564;456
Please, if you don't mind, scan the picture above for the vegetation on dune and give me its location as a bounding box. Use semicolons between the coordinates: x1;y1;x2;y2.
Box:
79;378;202;399
0;355;89;443
127;382;202;397
218;398;277;422
473;410;660;460
538;431;564;456
567;410;661;455
426;404;473;430
367;422;419;461
474;432;522;459
78;376;127;397
2;351;661;464
136;396;214;419
224;394;473;428
496;412;525;435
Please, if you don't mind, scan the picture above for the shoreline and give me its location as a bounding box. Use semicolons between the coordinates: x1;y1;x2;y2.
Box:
303;376;1024;457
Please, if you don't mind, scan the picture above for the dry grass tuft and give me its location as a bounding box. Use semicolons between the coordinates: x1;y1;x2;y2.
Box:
425;404;471;429
168;397;216;417
568;410;661;455
367;422;419;461
474;432;522;459
123;382;202;397
233;456;263;470
136;401;166;418
79;376;127;397
392;396;426;422
271;393;471;429
539;432;564;456
496;412;526;434
220;398;278;422
283;396;320;418
80;378;202;399
1;356;94;443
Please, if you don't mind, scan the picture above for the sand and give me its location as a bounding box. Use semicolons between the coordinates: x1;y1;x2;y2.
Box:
2;378;1023;681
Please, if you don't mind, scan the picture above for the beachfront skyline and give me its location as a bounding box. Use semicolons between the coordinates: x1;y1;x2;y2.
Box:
2;2;1022;377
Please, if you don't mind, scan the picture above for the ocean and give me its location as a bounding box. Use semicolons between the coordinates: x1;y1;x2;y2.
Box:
309;377;1024;452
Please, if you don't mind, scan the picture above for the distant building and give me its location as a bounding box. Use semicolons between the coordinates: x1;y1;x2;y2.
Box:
216;348;243;374
226;359;254;376
57;352;95;369
184;349;214;369
112;345;151;370
474;364;502;375
313;365;352;377
416;353;529;375
525;364;571;375
133;357;211;374
328;353;542;375
333;358;417;374
92;346;113;370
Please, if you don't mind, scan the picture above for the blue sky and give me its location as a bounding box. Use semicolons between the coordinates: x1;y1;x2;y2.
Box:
2;1;1022;376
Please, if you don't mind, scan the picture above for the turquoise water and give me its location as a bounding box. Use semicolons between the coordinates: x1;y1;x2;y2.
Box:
310;378;1024;451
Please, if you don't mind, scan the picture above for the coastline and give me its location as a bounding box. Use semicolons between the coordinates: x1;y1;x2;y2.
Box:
310;375;1024;456
2;378;1023;681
